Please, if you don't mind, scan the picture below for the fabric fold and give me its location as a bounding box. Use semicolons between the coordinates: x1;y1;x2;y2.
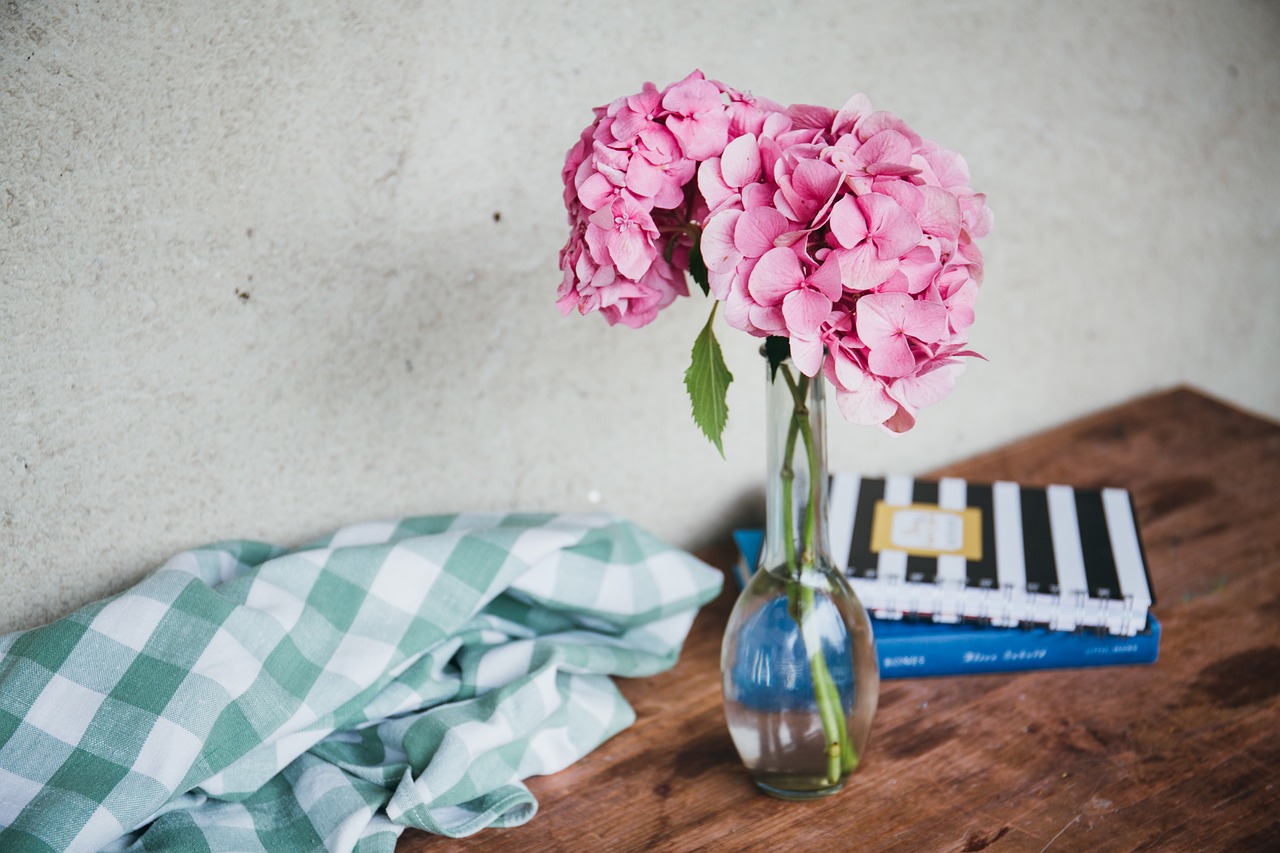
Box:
0;513;722;852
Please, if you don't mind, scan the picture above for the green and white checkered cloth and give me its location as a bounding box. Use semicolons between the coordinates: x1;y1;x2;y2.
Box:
0;512;722;852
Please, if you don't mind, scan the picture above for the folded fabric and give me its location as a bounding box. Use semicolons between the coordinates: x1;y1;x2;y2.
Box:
0;512;722;852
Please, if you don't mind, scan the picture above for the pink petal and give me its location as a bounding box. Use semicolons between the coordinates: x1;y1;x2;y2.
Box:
790;333;825;376
877;271;911;293
564;138;590;186
835;382;899;426
757;133;784;181
611;109;651;145
827;196;868;249
556;288;579;317
637;125;682;164
661;77;722;116
720;133;762;189
747;246;804;305
917;143;971;190
697;158;736;214
916;186;964;240
775;159;839;224
874;179;923;215
615;305;656;328
859;130;919;176
857;292;918;376
944;279;978;333
855;292;908;345
832;93;873;137
570;152;595;199
827;146;860;178
903;299;949;343
748;304;787;334
740;182;774;209
628;85;661;114
771;183;801;223
897;243;941;294
578;289;603;316
866;335;916;378
577;172;617;211
961;193;994;239
593;197;658;279
860;194;923;260
625;154;664;198
591;140;629;183
806;255;844;301
667;112;730;161
954;236;986;281
652;177;687;210
596;278;647;308
833;244;896;291
584;220;611;265
587;259;617;291
782;287;831;335
734;207;790;258
890;361;964;409
787;103;836;130
608;229;654;280
881;404;917;434
700;210;744;274
791;158;841;203
722;272;757;333
935;262;971;298
707;267;736;302
858;111;922;148
827;345;869;392
585;198;629;232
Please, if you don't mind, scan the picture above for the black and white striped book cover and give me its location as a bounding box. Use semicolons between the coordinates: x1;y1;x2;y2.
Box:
828;474;1157;637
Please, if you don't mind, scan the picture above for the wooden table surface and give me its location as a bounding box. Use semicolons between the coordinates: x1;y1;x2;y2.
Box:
401;388;1280;852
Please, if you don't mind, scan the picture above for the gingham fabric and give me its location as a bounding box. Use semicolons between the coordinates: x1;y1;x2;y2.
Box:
0;512;722;852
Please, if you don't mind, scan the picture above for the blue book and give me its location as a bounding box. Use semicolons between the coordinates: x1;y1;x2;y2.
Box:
732;529;1160;678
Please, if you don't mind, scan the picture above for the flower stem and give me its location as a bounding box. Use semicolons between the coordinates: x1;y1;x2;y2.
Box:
781;410;801;586
778;364;857;785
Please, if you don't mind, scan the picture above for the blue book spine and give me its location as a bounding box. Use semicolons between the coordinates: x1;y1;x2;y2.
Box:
871;617;1160;678
731;529;1160;678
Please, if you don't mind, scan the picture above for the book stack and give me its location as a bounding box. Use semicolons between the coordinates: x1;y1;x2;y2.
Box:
732;474;1161;678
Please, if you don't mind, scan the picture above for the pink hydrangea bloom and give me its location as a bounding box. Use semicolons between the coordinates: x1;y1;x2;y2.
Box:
855;291;948;378
586;193;660;280
748;249;842;338
661;72;732;161
557;72;991;432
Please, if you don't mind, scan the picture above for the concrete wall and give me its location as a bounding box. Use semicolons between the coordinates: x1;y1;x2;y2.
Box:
3;0;1277;633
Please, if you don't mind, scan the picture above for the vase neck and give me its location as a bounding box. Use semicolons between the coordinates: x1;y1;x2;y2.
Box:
760;356;834;575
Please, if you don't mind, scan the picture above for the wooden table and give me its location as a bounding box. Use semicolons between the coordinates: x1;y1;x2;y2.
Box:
401;388;1280;852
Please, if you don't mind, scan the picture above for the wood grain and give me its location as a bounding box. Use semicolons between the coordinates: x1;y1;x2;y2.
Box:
399;387;1280;852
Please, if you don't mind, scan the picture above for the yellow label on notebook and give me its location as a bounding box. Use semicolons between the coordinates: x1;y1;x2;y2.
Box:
870;501;983;560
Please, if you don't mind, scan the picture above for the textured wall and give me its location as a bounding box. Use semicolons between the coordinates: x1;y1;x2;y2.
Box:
3;0;1278;633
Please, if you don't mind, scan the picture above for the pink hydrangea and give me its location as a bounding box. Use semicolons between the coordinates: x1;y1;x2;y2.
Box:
557;73;991;432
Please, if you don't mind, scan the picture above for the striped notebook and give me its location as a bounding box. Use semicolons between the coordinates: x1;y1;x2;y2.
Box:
828;474;1156;637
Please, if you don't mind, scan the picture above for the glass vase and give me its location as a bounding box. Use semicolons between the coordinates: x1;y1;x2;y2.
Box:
720;350;879;799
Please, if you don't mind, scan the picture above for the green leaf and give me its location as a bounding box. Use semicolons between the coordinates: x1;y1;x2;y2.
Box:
764;335;790;380
688;239;710;297
685;308;733;456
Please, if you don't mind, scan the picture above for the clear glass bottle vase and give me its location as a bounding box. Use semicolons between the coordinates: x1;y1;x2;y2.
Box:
720;351;879;799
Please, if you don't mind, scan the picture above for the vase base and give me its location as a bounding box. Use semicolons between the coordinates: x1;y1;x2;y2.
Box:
753;773;845;801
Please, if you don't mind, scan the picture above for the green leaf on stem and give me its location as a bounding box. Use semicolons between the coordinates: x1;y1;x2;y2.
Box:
764;335;790;380
685;307;733;456
688;240;710;297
